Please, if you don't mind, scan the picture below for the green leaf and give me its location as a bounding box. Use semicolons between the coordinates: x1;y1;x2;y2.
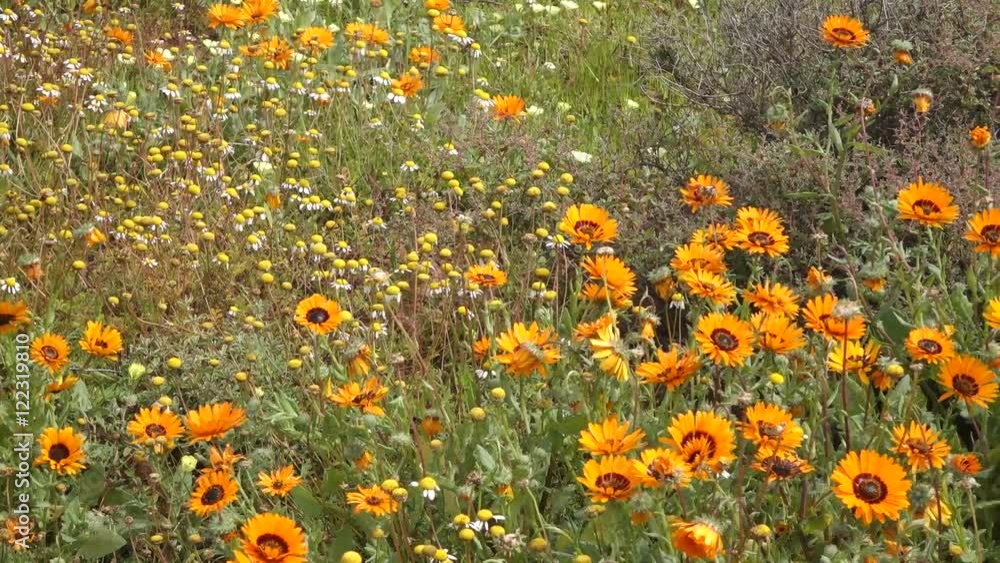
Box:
75;527;127;559
291;486;325;519
876;306;911;346
330;527;356;559
75;463;106;508
474;444;497;472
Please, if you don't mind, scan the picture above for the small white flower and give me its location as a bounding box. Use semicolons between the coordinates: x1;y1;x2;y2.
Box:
2;277;21;294
570;150;593;163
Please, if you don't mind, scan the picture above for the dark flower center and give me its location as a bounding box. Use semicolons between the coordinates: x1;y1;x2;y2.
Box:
0;313;14;326
980;225;1000;244
48;444;71;462
765;457;799;477
595;472;631;491
952;375;980;396
365;495;383;506
747;231;775;247
41;345;60;360
906;439;931;456
145;424;166;438
574;220;599;236
306;307;330;324
95;339;109;349
201;485;225;505
681;431;717;464
852;473;888;504
479;274;496;283
832;27;857;41
352;391;376;404
256;534;290;554
917;338;942;354
913;199;942;215
710;329;738;351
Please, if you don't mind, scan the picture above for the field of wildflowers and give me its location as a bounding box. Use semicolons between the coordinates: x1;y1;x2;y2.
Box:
0;0;997;561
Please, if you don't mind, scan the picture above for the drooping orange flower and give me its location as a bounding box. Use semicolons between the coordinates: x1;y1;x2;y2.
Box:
144;49;173;71
741;402;804;455
578;416;645;456
104;26;133;45
324;378;390;416
432;14;466;36
185;402;247;443
670;518;724;559
409;46;441;66
680;175;732;212
344;22;391;45
802;294;867;341
636;346;700;390
242;0;279;25
493;322;561;377
492;95;526;121
579;254;637;308
744;281;800;316
671;242;726;275
207;3;249;29
298;26;335;53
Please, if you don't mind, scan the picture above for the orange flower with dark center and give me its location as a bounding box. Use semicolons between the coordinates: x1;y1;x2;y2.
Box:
965;208;1000;256
904;327;954;364
559;204;617;249
694;312;754;366
831;450;910;524
820;15;869;49
896;178;959;227
937;355;997;409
